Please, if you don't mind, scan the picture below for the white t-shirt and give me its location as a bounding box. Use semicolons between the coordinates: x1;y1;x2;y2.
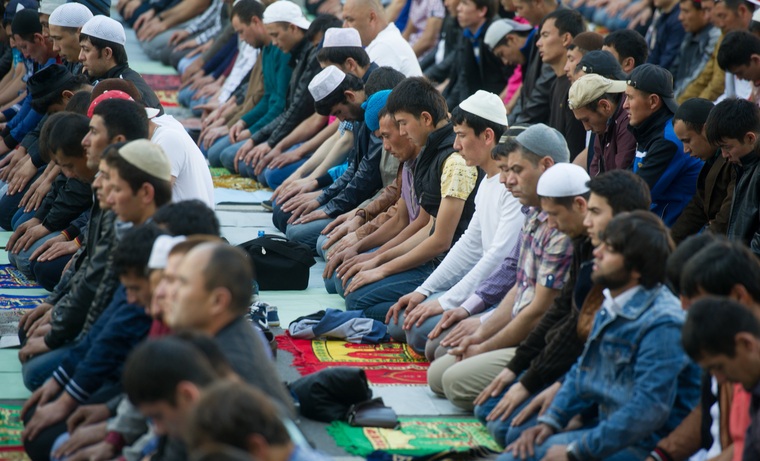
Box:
365;23;423;77
415;172;524;309
152;115;215;207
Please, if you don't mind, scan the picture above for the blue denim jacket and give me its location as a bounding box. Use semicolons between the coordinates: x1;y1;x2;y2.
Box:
538;285;700;459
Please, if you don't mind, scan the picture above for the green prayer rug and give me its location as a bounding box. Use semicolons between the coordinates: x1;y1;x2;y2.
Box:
327;417;500;456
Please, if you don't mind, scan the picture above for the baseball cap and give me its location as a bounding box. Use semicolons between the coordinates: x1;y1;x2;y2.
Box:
578;50;627;80
3;0;38;24
263;1;310;30
484;19;533;49
568;74;627;111
628;63;679;114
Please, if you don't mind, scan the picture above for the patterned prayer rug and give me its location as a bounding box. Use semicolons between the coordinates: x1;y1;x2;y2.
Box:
276;335;430;385
210;168;266;192
0;405;27;460
327;417;500;456
0;266;39;289
142;74;181;108
0;294;46;348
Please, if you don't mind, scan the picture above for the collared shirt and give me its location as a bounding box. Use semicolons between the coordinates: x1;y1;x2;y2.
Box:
512;207;574;317
601;285;642;320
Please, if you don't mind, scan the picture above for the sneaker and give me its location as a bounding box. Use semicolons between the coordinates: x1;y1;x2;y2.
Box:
248;301;269;330
267;304;280;327
261;200;273;211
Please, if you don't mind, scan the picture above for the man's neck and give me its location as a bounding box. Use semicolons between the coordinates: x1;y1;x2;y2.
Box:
549;57;566;77
480;149;500;176
132;207;156;227
468;18;486;35
355;65;368;80
609;280;640;298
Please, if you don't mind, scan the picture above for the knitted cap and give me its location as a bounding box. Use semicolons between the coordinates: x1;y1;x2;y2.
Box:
49;2;94;27
28;64;75;101
81;15;126;45
361;89;391;132
515;123;569;163
117;140;172;182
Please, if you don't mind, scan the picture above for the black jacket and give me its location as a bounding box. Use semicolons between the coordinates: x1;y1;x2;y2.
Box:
44;207;117;349
444;19;512;109
423;15;461;83
251;38;321;147
727;149;760;256
412;122;479;245
510;30;556;125
34;175;92;232
91;63;163;115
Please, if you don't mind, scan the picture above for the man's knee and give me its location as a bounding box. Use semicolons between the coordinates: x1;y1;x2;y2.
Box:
427;353;457;396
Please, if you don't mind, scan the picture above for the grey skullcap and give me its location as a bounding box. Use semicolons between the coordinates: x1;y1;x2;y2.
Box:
515;123;569;163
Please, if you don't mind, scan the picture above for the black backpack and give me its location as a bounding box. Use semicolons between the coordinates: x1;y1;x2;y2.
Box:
238;235;316;290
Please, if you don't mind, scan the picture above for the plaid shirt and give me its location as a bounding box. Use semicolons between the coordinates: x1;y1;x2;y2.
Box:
511;208;573;317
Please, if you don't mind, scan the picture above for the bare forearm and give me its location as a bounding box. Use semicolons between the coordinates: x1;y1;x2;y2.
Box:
288;122;337;158
363;211;429;254
161;0;208;28
374;218;434;263
275;114;329;151
308;130;352;178
355;210;409;251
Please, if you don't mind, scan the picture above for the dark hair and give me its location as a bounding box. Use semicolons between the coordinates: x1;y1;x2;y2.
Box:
113;223;166;277
317;46;370;68
586;170;651;214
188;381;290;451
39;113;63;163
153;200;221;237
723;0;756;12
31;74;90;113
47;112;90;160
583;93;623;112
491;135;523;159
385;77;447;125
674;98;715;133
79;33;128;66
705;98;760;145
468;0;498;20
717;31;760;72
169;235;224;258
665;233;719;296
203;244;254;315
541;192;591;209
451;105;506;139
681;240;760;302
682;297;760;361
65;90;94;115
364;66;405;96
600;211;674;289
230;0;265;23
314;73;364;116
542;8;585;38
679;0;702;9
603;29;648;67
91;78;143;104
103;144;173;208
123;337;219;405
306;14;341;42
92;99;150;141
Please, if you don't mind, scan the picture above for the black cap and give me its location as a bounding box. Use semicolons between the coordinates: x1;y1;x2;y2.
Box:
674;98;715;126
578;50;628;81
28;64;75;101
11;8;42;36
628;63;679;114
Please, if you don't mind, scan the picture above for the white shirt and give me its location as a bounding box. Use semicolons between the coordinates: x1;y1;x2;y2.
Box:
365;23;423;77
414;173;524;310
601;285;642;320
218;43;258;104
152;115;215;207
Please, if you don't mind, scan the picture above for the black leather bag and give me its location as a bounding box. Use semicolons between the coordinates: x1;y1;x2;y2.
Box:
238;235;316;290
289;367;373;422
347;397;399;429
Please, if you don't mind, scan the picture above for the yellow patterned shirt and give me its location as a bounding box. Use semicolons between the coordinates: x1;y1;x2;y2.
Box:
440;153;478;200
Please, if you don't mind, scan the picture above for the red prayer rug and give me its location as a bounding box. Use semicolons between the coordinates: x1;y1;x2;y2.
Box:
276;335;430;385
142;74;181;108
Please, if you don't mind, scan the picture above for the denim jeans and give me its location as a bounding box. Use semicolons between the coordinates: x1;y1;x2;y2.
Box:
284;207;333;252
21;343;75;391
344;262;436;322
258;155;309;189
30;254;72;292
387;292;444;354
8;232;58;278
474;380;548;446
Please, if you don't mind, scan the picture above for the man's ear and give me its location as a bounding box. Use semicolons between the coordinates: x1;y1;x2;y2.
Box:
345;90;357;103
420;111;435;127
247;433;270;459
175;381;202;406
560;32;572;47
574;195;588;214
209;286;232;316
112;134;127;143
746;131;758;145
622;57;635;73
539;156;555;171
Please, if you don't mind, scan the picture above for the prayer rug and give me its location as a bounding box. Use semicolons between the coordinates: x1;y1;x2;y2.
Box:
142;74;181;108
0;266;39;289
327;417;500;456
276;335;429;385
0;405;26;460
0;294;46;348
211;171;266;193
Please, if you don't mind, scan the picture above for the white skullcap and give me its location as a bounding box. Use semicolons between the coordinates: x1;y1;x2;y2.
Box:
263;1;310;29
323;27;362;48
39;0;65;15
148;235;187;270
537;163;590;198
81;15;126;46
458;90;508;127
118;140;172;182
49;2;93;27
308;65;346;102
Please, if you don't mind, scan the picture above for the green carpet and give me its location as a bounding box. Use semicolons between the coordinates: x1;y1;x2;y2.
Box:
327;417;500;456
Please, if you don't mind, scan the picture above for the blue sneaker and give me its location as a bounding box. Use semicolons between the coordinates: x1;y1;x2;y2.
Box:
267;304;280;327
